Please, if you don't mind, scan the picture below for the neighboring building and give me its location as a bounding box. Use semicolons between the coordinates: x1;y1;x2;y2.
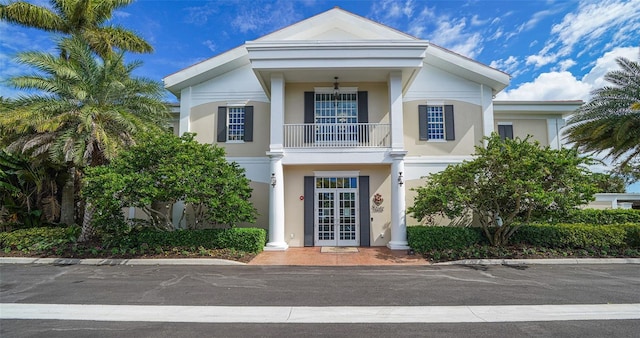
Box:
163;8;588;250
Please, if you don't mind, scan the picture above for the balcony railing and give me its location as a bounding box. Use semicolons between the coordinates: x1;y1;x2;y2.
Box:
284;123;390;148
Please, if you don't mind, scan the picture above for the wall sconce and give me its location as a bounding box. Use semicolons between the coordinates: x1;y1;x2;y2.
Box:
397;172;404;186
271;173;277;187
333;76;339;101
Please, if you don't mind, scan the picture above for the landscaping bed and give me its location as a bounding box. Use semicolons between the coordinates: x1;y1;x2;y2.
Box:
0;226;265;263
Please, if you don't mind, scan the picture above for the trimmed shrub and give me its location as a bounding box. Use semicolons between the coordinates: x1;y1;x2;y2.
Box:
510;223;634;249
616;223;640;248
408;226;483;253
0;226;80;252
131;227;266;253
549;209;640;224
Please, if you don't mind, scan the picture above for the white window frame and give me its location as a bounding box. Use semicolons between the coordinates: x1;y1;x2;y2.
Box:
226;106;245;143
426;105;446;141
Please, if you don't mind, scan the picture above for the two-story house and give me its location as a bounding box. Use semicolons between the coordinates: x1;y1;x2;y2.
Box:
163;8;582;251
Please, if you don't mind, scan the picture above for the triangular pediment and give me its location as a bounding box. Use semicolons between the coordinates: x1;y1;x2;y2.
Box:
257;7;416;41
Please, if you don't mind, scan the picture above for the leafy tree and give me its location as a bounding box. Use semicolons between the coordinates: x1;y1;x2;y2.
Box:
591;172;626;193
0;37;168;240
83;133;256;234
0;0;152;57
565;57;640;179
409;134;597;246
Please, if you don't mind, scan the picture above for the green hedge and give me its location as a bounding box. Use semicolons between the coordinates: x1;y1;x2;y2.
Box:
551;209;640;224
407;226;483;253
131;227;267;253
408;223;640;253
511;223;640;249
0;226;80;252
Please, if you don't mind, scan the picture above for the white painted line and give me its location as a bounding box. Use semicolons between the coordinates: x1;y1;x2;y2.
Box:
1;304;639;323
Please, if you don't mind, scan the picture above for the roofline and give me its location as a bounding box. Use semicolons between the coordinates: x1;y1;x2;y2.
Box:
256;7;419;42
494;100;584;105
428;42;510;79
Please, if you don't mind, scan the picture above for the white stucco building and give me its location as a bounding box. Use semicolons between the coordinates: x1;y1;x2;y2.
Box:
164;8;587;250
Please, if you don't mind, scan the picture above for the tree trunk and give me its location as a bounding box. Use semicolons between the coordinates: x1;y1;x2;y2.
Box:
78;202;95;242
60;166;75;225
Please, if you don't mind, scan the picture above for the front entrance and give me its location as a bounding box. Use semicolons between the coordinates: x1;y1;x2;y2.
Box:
314;177;359;246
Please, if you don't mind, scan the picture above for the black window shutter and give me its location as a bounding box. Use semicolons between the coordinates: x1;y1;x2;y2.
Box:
444;105;455;141
357;91;368;123
217;106;227;142
359;176;371;247
244;106;253;142
304;92;314;123
304;92;314;143
418;105;428;140
304;176;314;246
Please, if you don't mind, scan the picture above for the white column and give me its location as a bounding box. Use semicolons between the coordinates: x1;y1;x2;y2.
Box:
179;87;191;136
265;154;287;251
480;84;494;143
547;118;566;149
388;152;410;250
389;71;404;151
270;73;285;152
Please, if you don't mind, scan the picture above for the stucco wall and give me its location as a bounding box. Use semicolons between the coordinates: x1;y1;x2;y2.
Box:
403;100;483;156
495;119;549;146
190;101;270;156
282;164;392;247
284;82;389;124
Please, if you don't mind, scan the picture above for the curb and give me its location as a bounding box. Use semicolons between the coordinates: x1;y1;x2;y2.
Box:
2;257;640;266
0;257;246;266
434;258;640;265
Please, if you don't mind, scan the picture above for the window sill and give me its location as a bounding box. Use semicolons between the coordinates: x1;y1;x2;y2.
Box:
426;139;447;143
226;140;245;144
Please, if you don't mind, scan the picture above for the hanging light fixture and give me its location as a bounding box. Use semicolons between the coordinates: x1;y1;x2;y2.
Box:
333;76;339;101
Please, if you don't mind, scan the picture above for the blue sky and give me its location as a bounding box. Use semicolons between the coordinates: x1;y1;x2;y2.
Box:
1;0;639;190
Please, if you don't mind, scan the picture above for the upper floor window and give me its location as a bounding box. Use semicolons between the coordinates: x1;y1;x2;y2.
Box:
314;92;358;124
419;104;455;141
227;107;245;141
216;105;253;143
426;106;445;140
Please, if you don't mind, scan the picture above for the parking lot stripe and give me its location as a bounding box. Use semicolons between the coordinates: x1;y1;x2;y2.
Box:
2;303;639;323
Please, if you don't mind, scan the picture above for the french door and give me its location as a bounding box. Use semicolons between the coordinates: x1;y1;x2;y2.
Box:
314;92;358;145
315;177;359;246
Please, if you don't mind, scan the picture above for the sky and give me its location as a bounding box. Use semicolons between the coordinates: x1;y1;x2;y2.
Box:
1;0;639;190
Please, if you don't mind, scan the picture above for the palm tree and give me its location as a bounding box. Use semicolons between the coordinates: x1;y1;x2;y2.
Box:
565;57;640;169
0;0;152;56
1;37;168;240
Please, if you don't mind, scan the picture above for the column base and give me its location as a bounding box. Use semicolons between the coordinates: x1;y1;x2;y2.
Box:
264;242;289;251
387;241;410;250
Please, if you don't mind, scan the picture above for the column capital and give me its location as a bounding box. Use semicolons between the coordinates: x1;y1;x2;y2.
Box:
266;151;285;159
389;150;408;159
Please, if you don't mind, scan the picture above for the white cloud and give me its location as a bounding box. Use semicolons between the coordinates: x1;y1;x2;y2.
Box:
370;0;416;21
551;0;639;56
202;40;216;53
427;17;484;58
581;46;638;90
183;3;219;25
490;56;521;76
496;71;592;101
526;0;640;68
231;0;303;34
557;59;577;71
497;46;638;101
518;9;556;32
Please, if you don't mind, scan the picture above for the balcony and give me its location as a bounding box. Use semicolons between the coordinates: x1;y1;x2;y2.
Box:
284;123;390;148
